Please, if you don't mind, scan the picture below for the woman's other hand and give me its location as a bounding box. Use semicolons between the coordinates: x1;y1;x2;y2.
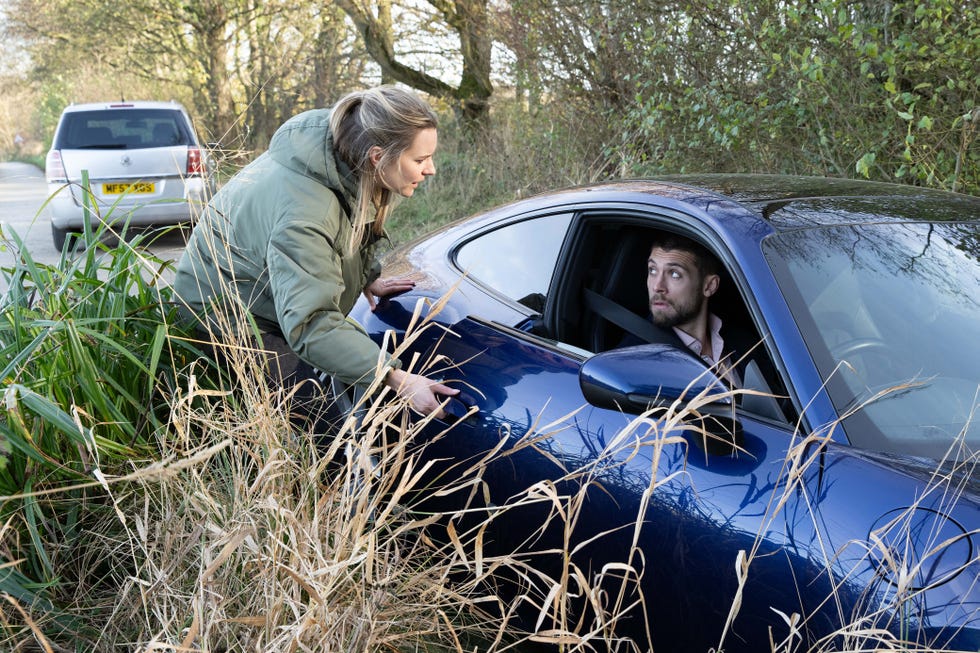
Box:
363;277;417;310
385;368;459;418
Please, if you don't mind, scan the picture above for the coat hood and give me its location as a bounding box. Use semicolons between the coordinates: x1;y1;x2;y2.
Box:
266;108;358;205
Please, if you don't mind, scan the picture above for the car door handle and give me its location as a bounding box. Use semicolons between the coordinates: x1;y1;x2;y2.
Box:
441;396;479;426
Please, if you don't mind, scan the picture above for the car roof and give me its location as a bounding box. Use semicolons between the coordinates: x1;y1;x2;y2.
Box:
660;173;980;225
569;174;980;232
414;175;980;260
61;100;189;113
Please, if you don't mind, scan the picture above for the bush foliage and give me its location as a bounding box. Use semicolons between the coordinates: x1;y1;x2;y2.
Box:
3;0;976;202
603;0;980;193
0;221;215;645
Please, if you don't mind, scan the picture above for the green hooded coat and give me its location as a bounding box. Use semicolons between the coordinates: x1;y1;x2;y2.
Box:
173;108;393;386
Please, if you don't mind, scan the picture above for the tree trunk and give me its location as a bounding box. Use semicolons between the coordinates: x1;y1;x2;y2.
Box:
335;0;493;129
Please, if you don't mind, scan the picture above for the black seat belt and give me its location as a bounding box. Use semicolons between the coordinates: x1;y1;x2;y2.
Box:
583;287;686;349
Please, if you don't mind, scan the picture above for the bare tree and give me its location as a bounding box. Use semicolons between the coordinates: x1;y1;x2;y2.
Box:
232;2;362;149
335;0;494;127
4;0;369;150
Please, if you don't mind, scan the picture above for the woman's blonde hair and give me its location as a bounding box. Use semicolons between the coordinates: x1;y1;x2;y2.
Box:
331;86;438;251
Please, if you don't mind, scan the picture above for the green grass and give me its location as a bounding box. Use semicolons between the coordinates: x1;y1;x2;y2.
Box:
0;214;219;646
6;153;45;169
384;107;619;245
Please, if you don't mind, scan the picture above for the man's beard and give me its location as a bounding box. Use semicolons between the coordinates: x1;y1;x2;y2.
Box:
650;294;702;329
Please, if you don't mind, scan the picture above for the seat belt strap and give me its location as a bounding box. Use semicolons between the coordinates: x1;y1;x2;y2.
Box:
583;287;685;348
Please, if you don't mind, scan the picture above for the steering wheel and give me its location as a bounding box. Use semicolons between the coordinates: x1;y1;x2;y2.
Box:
831;337;891;362
830;337;901;386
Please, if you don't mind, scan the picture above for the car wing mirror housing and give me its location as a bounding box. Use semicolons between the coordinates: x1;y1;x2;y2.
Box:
579;344;743;455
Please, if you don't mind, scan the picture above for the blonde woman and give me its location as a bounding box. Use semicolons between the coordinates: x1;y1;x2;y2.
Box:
174;86;457;428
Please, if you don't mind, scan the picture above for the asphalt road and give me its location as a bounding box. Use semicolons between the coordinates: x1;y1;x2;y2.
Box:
0;161;189;292
0;162;57;269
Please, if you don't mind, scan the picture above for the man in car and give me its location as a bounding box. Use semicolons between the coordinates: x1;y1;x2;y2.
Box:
624;233;742;387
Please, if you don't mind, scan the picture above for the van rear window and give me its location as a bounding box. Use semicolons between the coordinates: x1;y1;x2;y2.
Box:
56;109;191;149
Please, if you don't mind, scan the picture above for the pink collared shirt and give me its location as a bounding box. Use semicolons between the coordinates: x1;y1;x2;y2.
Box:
674;313;742;387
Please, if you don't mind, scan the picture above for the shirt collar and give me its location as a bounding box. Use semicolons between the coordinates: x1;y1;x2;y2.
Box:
674;314;742;388
673;313;724;364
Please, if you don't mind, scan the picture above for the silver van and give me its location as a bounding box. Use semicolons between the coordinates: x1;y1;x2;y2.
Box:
44;100;213;249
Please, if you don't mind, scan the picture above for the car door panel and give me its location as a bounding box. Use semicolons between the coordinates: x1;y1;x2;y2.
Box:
355;291;977;650
378;310;848;649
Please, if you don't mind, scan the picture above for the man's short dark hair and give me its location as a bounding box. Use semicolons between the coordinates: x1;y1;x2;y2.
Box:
649;233;719;277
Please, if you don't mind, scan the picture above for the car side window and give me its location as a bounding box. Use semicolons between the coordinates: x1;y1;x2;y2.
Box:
454;213;573;310
560;218;797;425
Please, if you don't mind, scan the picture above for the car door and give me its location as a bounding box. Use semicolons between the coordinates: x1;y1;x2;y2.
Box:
380;306;845;652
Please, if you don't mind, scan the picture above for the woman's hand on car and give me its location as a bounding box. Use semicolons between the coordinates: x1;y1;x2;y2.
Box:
363;277;416;310
385;368;459;418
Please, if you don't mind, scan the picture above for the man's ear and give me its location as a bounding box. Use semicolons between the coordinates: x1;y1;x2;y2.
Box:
368;145;383;168
703;273;720;298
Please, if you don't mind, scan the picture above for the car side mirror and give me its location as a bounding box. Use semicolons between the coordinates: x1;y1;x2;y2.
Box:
579;344;743;455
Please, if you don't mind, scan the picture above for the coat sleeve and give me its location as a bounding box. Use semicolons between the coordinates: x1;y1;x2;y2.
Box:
265;203;393;387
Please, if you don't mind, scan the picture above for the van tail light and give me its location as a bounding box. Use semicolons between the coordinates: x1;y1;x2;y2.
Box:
187;147;205;176
46;150;67;183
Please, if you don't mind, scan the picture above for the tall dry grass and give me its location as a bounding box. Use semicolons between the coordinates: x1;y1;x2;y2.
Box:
10;308;976;651
8;293;661;651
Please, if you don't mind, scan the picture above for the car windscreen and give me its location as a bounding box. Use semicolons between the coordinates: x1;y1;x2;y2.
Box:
764;221;979;461
56;109;192;150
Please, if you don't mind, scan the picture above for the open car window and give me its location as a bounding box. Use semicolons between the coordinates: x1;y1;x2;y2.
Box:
546;215;796;425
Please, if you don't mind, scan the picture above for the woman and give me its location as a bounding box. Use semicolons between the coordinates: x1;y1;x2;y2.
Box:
174;86;457;428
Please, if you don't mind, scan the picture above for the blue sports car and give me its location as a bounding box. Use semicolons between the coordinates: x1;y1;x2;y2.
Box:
349;175;979;652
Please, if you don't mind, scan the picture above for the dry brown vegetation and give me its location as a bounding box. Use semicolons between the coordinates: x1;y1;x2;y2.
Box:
6;304;977;651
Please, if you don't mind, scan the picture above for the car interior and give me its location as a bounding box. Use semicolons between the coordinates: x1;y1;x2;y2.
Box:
77;126;114;148
152;122;181;146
